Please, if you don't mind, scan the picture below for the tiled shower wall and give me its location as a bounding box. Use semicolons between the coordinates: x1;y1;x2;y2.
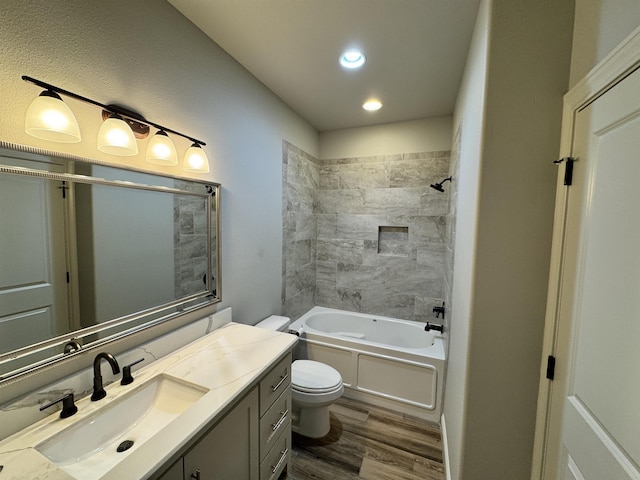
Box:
282;142;320;320
282;140;452;323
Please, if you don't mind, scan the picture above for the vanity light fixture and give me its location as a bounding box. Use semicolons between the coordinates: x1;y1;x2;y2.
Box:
362;99;382;111
25;90;81;143
22;76;209;173
183;143;210;173
97;113;138;156
340;49;366;69
146;130;178;166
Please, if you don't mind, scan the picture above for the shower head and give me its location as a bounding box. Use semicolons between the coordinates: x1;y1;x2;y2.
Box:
430;176;452;192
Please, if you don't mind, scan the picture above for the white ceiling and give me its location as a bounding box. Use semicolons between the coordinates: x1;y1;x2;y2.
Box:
168;0;481;132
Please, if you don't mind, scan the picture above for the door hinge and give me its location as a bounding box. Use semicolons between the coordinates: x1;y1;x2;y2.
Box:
546;355;556;380
554;157;574;186
66;272;70;283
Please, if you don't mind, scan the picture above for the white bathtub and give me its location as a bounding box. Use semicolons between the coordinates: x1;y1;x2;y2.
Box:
289;306;445;423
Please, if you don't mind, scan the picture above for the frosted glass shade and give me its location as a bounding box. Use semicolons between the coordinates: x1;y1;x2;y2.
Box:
183;144;210;173
146;130;178;166
97;116;138;156
25;91;81;143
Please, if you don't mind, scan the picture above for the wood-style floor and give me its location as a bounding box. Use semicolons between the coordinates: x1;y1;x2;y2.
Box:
285;396;445;480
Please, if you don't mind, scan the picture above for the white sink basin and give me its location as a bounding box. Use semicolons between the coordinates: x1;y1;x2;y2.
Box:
36;374;208;479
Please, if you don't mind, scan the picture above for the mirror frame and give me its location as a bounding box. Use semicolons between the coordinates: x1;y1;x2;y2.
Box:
0;141;221;384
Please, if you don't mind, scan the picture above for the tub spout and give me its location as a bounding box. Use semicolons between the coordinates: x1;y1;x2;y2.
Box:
425;322;444;333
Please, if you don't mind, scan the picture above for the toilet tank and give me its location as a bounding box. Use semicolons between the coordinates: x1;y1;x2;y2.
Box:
255;315;291;332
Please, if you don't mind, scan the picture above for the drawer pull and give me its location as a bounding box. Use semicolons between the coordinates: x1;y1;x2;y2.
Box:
271;448;289;474
190;469;201;480
271;373;289;392
271;409;289;431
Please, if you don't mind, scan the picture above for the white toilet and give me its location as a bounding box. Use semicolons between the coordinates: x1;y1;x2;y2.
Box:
256;315;344;438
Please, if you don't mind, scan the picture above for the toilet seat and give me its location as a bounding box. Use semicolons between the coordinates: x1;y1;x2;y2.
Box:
292;360;342;394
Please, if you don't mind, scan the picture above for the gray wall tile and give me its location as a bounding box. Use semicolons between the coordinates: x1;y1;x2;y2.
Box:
316;189;366;215
336;214;388;241
317;214;337;238
282;142;453;323
363;188;422;216
317;239;364;264
339;162;390;189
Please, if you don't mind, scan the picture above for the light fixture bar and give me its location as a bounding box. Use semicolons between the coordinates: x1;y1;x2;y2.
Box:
22;75;206;146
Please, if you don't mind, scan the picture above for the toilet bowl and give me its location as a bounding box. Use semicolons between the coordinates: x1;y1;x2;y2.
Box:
255;315;344;438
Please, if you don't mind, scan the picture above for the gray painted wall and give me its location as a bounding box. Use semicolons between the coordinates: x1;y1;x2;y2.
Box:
444;1;574;478
0;0;318;332
570;0;640;86
0;0;317;420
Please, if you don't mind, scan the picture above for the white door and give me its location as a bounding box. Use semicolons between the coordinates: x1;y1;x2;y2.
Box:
0;160;70;355
544;66;640;479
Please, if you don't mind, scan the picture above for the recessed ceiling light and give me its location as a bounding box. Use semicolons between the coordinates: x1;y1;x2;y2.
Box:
362;99;382;111
340;49;366;69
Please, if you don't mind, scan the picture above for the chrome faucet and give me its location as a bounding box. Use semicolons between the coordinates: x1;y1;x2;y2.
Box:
91;352;120;401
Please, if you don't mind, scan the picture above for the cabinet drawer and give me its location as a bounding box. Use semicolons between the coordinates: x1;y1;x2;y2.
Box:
260;389;291;461
259;353;291;416
260;428;290;480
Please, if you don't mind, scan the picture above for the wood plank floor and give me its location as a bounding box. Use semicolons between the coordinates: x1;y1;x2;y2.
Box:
284;397;445;480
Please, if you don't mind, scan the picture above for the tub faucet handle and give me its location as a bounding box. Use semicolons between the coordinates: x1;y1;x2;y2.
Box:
433;302;446;319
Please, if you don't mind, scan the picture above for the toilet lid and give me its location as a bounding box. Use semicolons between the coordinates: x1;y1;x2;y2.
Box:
292;360;342;394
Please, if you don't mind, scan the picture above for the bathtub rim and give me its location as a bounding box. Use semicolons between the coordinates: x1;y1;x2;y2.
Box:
290;306;445;362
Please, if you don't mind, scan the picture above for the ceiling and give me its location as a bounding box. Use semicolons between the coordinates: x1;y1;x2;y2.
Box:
168;0;481;132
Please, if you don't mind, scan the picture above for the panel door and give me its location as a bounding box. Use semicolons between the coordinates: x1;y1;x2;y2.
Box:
547;67;640;479
0;162;69;354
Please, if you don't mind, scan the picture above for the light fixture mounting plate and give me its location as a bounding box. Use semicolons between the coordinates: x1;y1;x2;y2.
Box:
101;105;149;139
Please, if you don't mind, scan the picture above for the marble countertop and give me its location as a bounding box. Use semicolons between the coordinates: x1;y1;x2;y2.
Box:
0;322;297;480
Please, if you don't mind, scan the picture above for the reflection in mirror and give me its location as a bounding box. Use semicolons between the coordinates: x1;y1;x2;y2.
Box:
0;143;220;382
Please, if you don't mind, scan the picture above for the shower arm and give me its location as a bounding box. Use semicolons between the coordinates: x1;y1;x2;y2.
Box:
430;176;453;192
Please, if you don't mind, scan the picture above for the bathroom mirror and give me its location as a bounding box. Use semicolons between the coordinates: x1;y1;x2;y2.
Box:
0;142;220;382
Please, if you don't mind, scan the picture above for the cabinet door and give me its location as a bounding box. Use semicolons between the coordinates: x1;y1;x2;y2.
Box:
156;458;183;480
184;387;259;480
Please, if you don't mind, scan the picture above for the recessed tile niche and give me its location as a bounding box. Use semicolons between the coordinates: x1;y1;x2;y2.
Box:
378;226;409;256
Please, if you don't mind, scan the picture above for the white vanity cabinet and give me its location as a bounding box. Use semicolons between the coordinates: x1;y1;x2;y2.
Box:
155;352;292;480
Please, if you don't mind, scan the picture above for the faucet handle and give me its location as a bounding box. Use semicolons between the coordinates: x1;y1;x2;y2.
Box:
40;393;78;419
432;302;446;319
121;358;145;385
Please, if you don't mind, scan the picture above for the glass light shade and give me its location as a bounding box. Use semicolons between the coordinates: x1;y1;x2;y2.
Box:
183;144;210;173
97;116;138;156
146;130;178;165
25;91;81;143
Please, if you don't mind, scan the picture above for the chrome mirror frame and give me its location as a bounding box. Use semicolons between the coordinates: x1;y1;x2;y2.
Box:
0;141;221;384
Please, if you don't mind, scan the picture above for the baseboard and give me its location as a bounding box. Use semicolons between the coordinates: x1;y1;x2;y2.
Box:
441;413;451;480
